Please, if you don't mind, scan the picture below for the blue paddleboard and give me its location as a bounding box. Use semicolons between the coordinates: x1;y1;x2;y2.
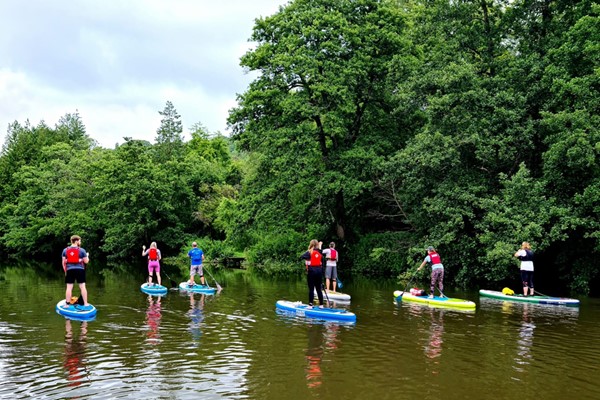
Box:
275;300;356;322
179;282;217;294
141;283;168;295
56;300;97;320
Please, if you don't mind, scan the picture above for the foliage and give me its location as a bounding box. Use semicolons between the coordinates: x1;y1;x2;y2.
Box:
0;0;598;293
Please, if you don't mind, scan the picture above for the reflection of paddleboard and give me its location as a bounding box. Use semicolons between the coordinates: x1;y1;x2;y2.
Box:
479;289;580;306
393;290;476;309
314;290;351;301
140;283;168;295
275;300;356;322
56;300;97;319
179;282;217;294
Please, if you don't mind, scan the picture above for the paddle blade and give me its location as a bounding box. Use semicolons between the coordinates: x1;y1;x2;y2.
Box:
337;279;343;289
216;283;223;292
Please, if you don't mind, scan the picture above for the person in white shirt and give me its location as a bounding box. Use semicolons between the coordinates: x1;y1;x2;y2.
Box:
514;241;535;296
321;242;339;292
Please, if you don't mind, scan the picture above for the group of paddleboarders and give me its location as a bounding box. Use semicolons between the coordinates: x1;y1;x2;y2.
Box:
61;236;208;308
61;232;535;310
413;242;535;299
300;240;339;308
141;241;206;288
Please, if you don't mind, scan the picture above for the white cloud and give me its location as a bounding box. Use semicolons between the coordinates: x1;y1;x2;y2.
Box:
0;0;288;149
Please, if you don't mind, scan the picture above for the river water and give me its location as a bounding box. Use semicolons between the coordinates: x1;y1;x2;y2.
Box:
0;265;598;399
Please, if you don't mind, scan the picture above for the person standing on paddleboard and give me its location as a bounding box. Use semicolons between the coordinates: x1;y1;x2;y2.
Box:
62;235;90;307
321;242;339;292
142;242;162;286
514;241;535;296
300;240;325;308
417;246;445;298
187;242;206;286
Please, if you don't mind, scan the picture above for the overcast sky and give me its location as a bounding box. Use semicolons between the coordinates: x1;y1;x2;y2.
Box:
0;0;288;149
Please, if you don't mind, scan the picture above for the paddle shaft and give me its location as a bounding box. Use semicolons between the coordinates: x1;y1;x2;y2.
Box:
204;265;222;291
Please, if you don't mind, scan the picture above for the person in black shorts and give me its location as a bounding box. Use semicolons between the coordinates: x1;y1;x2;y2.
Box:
62;235;90;307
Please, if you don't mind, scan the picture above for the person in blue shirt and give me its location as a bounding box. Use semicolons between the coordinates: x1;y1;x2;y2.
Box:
62;235;90;307
187;242;205;286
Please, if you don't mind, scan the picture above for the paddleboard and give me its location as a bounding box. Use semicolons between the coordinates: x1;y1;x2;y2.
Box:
275;300;356;322
314;290;351;301
140;283;168;295
393;290;476;309
479;289;580;306
179;282;217;294
56;300;97;319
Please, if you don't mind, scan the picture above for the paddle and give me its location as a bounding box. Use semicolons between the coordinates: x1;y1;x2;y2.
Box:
204;265;223;291
162;269;178;288
397;271;418;299
321;283;331;308
337;277;343;290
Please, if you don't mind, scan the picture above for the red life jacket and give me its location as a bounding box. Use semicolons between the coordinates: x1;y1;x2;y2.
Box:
66;247;80;264
329;249;338;261
310;250;322;267
149;248;158;261
429;251;441;265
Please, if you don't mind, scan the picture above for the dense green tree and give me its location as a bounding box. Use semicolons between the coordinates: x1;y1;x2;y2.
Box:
155;100;184;162
228;0;415;268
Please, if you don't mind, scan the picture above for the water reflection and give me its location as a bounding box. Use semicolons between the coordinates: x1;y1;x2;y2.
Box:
515;303;535;369
424;308;445;363
63;319;89;387
188;293;205;345
304;322;341;389
145;295;162;345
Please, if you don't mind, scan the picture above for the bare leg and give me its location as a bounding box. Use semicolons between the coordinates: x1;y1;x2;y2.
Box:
79;283;88;306
157;273;161;286
325;278;330;291
200;275;205;285
332;279;337;292
65;283;74;303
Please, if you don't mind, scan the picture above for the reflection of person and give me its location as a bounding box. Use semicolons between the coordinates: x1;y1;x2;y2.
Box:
321;242;339;292
305;324;325;389
300;240;324;307
64;319;88;387
62;235;90;306
187;242;206;286
417;246;444;298
514;242;534;296
188;293;205;345
424;309;444;361
516;303;535;365
145;295;162;344
142;242;162;286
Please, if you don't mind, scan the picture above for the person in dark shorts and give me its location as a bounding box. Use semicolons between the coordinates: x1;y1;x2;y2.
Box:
62;235;90;307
